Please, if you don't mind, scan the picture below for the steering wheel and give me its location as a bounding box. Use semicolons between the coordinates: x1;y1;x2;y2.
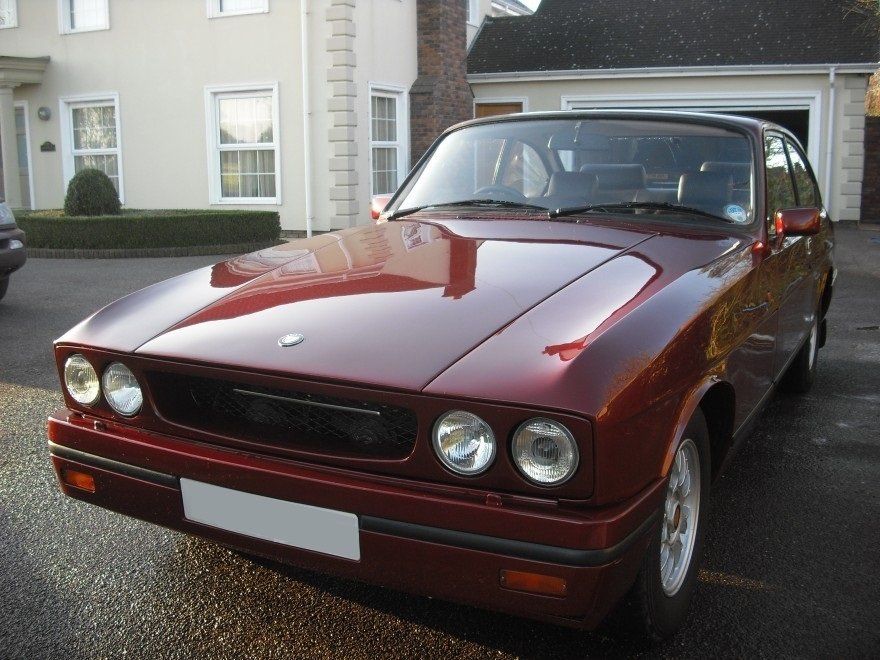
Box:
473;184;528;203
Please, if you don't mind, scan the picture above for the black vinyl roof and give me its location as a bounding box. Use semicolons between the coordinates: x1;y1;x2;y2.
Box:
468;0;880;74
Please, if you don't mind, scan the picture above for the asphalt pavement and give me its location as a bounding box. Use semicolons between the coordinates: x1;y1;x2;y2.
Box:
1;227;878;659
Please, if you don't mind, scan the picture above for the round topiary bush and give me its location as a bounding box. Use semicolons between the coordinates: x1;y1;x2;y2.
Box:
63;168;121;216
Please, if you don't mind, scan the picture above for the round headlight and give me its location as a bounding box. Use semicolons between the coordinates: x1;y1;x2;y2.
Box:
512;418;579;486
63;354;100;406
101;362;143;416
432;410;496;475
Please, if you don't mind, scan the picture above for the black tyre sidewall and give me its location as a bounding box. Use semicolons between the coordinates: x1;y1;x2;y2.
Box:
781;314;819;393
0;277;8;301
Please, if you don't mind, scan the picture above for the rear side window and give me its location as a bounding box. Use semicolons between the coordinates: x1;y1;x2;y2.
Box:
765;135;796;217
785;140;820;208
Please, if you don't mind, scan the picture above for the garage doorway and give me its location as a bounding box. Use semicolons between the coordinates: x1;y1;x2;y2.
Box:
562;91;821;169
723;109;810;148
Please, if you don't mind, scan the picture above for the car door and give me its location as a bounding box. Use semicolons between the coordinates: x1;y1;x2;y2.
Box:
761;132;816;378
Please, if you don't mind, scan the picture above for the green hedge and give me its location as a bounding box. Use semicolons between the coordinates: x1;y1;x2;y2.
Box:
17;209;281;250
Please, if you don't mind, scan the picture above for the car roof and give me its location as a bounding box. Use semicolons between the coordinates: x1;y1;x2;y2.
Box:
449;109;775;136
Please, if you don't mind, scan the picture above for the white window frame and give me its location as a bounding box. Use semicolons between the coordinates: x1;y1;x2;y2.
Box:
0;0;18;29
59;92;124;203
58;0;110;34
204;82;281;205
207;0;269;19
368;84;409;197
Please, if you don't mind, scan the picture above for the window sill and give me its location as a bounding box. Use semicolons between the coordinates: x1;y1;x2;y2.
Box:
212;197;280;206
0;24;18;30
61;25;110;35
208;9;269;19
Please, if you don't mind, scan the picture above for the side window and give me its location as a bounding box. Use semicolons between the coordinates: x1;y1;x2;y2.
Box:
502;142;549;197
764;135;796;221
785;140;820;208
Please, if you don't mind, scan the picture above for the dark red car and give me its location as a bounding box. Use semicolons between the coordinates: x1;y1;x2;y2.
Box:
49;111;833;640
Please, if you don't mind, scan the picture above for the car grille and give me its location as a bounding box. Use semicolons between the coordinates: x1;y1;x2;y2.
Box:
148;373;418;459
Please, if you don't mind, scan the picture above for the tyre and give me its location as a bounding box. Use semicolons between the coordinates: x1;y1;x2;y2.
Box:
0;277;8;302
619;409;711;642
780;312;819;394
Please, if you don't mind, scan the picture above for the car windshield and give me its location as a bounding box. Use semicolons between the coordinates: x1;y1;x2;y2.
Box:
391;118;755;225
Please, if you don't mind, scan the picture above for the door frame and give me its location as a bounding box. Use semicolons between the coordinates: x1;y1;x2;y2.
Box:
12;100;34;210
473;96;530;117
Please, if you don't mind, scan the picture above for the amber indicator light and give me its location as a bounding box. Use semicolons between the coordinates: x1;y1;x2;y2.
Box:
61;468;96;493
499;569;567;597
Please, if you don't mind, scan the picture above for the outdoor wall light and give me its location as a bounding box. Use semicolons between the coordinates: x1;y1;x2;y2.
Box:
37;106;51;121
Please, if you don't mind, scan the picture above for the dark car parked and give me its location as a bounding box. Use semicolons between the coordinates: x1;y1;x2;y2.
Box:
48;111;832;640
0;202;26;301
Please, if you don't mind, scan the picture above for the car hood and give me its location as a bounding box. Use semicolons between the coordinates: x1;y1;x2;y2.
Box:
131;219;656;391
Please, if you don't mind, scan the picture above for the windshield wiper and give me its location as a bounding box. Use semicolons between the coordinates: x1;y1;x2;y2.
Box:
549;201;734;223
388;199;548;220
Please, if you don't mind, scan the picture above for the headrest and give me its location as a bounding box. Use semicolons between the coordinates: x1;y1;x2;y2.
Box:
678;172;733;206
547;172;598;198
701;161;751;185
580;164;647;190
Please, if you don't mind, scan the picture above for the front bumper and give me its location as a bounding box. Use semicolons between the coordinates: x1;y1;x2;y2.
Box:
47;408;662;628
0;226;26;276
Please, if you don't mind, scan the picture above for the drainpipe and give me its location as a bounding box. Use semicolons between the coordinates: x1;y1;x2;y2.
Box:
300;0;314;237
824;66;836;218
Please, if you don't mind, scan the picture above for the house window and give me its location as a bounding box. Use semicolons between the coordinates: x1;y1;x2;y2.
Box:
370;90;406;196
0;0;18;28
62;97;123;199
59;0;109;33
467;0;479;25
207;0;269;18
206;85;280;204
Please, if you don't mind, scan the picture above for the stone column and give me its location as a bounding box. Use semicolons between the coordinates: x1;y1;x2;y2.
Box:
0;85;22;208
326;0;359;229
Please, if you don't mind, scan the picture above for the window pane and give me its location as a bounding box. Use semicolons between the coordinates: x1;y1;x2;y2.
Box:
371;147;397;194
371;95;396;142
219;0;266;13
70;0;106;30
219;95;273;145
219;148;276;198
0;0;16;27
72;105;117;149
75;154;119;192
786;140;819;208
765;135;796;216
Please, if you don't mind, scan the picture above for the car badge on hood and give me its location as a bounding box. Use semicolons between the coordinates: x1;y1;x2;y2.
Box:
278;333;305;347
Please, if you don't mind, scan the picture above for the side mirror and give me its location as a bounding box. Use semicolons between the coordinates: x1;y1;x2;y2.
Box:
370;194;393;222
774;207;823;237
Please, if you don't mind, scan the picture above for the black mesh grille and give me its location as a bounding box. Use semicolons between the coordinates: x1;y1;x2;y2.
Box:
148;373;417;459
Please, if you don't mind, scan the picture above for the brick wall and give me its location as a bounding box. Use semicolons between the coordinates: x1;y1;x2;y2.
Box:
409;0;474;164
860;116;880;221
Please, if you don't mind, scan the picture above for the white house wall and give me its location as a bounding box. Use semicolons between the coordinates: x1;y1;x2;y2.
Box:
471;72;870;220
5;0;419;232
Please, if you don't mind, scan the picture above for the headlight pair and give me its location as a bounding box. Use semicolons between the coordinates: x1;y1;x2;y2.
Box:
432;411;579;486
63;354;143;416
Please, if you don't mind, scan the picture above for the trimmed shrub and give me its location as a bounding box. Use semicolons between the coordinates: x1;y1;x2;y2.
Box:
17;209;281;250
63;169;122;216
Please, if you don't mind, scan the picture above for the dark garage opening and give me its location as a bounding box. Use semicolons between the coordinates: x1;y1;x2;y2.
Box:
723;109;810;148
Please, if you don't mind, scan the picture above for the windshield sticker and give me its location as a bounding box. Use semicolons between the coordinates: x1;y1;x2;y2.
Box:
724;204;748;224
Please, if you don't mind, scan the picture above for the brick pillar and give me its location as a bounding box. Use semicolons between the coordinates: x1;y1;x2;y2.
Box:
409;0;473;165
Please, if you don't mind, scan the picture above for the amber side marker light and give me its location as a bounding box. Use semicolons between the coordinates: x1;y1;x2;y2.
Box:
61;468;96;493
500;570;567;597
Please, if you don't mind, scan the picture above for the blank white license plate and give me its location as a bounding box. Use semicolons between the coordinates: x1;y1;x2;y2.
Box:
180;478;360;561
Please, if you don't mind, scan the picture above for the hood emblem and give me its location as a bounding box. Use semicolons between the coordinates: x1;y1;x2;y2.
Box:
278;333;305;347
